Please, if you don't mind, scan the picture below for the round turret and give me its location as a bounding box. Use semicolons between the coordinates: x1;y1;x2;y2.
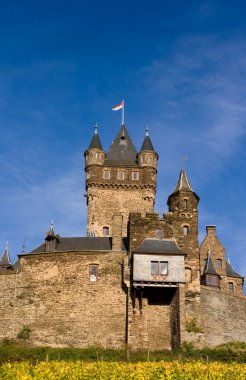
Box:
137;128;158;169
84;126;105;169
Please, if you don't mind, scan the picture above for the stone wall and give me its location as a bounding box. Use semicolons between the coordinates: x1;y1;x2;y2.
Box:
184;286;246;347
0;251;127;348
0;272;18;338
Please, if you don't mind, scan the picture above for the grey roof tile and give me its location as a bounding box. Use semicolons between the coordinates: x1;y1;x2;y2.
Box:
105;125;138;166
0;247;11;266
89;129;103;150
140;134;155;152
134;239;186;255
226;260;244;279
25;237;127;254
204;253;218;275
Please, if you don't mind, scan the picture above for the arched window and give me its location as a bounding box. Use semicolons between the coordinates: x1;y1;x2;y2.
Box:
183;225;189;236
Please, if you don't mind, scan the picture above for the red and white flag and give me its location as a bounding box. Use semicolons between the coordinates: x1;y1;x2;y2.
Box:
112;100;124;111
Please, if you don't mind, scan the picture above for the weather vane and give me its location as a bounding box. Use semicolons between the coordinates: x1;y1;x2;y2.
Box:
181;154;188;167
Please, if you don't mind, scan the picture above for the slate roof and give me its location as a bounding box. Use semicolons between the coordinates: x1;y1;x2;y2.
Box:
105;125;138;166
168;168;199;201
0;246;11;266
140;132;155;152
88;129;103;150
27;237;128;254
204;253;218;276
134;239;186;255
226;260;244;279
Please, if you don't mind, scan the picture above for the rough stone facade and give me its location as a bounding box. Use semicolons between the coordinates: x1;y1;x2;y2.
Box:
0;123;245;349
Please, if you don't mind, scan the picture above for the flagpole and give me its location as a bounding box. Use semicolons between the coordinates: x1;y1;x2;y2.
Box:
122;99;124;125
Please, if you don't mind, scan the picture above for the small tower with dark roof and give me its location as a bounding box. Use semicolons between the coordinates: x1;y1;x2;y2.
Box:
167;168;200;290
137;127;158;177
85;124;158;237
0;242;13;272
84;126;105;169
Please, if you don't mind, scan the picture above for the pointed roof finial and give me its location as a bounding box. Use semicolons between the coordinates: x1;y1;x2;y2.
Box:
87;124;103;150
227;252;231;265
94;122;98;134
22;238;26;254
140;127;155;152
5;241;8;251
51;220;54;231
146;125;149;136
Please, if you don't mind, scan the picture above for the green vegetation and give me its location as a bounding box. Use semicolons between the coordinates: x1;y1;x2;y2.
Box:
0;340;245;365
17;325;32;340
186;318;203;333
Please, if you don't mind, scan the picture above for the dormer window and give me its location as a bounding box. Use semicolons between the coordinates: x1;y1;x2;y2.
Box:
206;274;219;287
46;239;56;252
117;171;125;180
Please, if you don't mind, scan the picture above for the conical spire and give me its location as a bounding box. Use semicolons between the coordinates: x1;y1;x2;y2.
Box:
140;127;155;152
88;125;103;150
172;168;193;193
204;251;218;275
105;124;138;166
0;242;11;266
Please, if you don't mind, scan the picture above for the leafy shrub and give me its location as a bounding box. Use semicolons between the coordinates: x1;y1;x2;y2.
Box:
17;325;32;340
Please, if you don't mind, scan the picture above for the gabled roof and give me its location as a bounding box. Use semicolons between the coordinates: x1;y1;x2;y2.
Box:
134;239;186;255
105;124;138;166
140;129;155;152
204;253;219;276
0;244;11;266
25;237;128;254
226;260;244;279
168;168;199;201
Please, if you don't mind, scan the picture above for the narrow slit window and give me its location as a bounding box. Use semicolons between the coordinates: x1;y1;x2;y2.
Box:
217;259;222;268
183;225;189;236
89;265;98;282
228;282;234;293
156;229;163;239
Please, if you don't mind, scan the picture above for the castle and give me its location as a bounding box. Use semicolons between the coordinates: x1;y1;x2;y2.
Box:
0;123;245;350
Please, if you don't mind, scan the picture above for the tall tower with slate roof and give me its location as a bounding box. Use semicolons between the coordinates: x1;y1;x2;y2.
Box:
167;168;200;291
84;125;158;237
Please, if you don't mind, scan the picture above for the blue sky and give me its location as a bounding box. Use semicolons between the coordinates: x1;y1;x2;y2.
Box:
0;0;246;280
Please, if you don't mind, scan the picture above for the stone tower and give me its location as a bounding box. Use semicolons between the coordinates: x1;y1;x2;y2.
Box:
84;125;158;237
167;168;200;291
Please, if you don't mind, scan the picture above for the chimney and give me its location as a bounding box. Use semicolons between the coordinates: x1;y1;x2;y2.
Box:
206;225;216;235
112;212;123;251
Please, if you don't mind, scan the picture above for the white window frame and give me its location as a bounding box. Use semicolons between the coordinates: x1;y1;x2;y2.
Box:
103;171;110;179
117;171;125;180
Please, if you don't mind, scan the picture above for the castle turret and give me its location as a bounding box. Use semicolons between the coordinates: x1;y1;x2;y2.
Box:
85;124;158;237
84;126;105;169
167;168;200;290
137;127;158;171
0;242;13;272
